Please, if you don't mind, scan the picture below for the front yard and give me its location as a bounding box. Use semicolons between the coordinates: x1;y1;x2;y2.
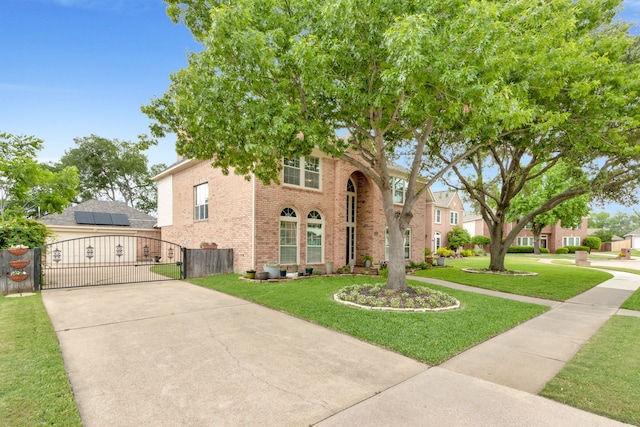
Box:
2;254;638;425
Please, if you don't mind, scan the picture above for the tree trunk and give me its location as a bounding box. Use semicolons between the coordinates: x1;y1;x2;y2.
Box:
385;219;407;291
488;220;507;271
532;225;542;255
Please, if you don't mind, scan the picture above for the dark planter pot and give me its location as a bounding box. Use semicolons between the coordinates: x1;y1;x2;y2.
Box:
279;270;287;278
305;267;313;275
256;272;269;280
246;271;256;279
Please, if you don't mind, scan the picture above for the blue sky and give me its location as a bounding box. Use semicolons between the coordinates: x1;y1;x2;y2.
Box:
1;0;639;213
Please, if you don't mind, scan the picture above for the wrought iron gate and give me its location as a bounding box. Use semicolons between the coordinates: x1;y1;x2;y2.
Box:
39;235;185;290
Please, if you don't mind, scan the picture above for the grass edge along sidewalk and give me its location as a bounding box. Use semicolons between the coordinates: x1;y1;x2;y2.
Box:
541;315;640;426
192;274;548;365
0;294;81;427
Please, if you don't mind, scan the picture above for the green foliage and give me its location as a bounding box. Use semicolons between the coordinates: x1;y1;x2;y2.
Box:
460;249;475;257
56;135;166;214
436;248;455;257
507;246;536;253
472;248;486;256
0;217;52;248
556;248;570;254
424;247;432;257
470;235;491;246
0;132;78;221
583;236;602;252
590;228;614;242
563;246;591;254
447;226;471;250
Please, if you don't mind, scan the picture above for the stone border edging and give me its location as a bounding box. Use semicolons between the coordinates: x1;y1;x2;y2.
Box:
460;268;538;276
333;294;461;312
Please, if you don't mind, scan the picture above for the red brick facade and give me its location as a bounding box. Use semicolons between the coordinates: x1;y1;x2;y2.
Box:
154;154;463;273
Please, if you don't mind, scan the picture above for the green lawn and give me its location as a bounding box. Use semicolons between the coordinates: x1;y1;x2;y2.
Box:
413;256;612;301
622;289;640;311
541;316;640;426
190;274;548;365
0;294;81;427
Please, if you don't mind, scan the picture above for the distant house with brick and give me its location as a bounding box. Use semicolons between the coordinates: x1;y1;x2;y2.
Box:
463;214;589;253
153;152;464;273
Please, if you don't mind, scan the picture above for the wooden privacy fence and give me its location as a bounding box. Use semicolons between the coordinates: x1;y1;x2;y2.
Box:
185;249;234;278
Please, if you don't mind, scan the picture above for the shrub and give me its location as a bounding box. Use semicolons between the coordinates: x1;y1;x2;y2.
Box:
460;249;474;257
540;248;550;254
555;248;569;254
563;246;591;254
472;248;486;256
0;216;52;248
436;247;455;257
507;246;535;253
470;235;491;246
447;226;471;250
424;247;432;258
583;236;602;252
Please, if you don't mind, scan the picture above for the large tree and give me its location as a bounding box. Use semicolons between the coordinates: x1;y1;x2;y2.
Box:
0;132;78;222
56;135;167;214
507;164;590;255
144;0;640;289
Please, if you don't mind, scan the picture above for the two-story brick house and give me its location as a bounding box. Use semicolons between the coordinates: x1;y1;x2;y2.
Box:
463;215;589;253
154;151;464;273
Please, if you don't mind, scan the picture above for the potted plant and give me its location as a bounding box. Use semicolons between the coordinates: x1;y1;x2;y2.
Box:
279;266;287;278
264;262;279;279
256;271;269;280
425;248;433;265
8;270;29;282
9;259;29;269
305;266;314;275
362;254;373;268
7;246;28;256
246;269;256;279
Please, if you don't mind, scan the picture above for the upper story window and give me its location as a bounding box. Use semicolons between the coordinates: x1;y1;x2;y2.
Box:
194;183;208;221
435;209;441;224
390;177;407;204
450;211;459;225
283;156;320;189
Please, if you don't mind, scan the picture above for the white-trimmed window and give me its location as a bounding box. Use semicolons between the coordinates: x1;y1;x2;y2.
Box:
517;237;534;246
280;207;298;264
450;211;459;225
283;156;320;189
390;177;407;204
306;210;323;264
435;209;441;224
563;236;580;246
194;183;208;220
385;228;411;260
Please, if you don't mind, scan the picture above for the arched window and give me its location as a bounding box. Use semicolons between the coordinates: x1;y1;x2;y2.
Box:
306;210;323;264
280;208;298;264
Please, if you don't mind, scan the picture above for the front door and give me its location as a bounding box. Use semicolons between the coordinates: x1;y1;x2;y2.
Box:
346;178;356;265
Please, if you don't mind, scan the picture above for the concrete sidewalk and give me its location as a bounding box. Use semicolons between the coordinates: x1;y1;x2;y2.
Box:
42;264;639;426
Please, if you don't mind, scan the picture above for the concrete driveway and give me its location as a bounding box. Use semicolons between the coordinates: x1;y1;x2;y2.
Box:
42;280;427;426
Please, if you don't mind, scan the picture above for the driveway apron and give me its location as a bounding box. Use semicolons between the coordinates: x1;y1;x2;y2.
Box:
42;280;427;426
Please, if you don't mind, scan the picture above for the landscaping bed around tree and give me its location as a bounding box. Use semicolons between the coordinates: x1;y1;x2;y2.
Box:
190;274;548;365
412;256;612;301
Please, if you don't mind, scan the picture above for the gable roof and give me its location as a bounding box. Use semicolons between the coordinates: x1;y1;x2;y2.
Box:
625;227;640;237
38;200;157;229
431;191;459;208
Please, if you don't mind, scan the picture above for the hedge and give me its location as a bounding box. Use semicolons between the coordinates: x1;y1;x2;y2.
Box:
507;246;550;254
562;245;591;254
556;248;569;254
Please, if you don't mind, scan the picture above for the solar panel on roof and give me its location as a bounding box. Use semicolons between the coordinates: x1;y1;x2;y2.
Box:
74;211;95;224
93;212;113;225
111;214;130;226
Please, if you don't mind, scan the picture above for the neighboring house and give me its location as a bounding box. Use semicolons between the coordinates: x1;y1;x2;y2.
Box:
624;228;640;249
39;200;160;243
463;215;589;253
153;152;464;273
427;191;465;251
